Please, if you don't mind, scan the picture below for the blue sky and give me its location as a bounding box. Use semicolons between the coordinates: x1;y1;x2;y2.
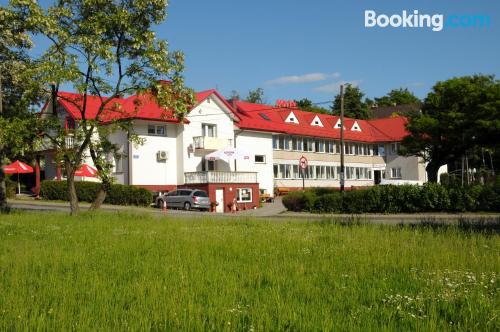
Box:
161;0;499;103
4;0;500;104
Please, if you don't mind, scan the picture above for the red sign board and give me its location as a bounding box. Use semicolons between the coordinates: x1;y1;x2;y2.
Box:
299;156;308;170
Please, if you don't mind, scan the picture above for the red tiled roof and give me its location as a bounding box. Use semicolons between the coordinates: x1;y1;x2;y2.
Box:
54;89;408;142
56;89;239;124
57;91;185;123
232;100;408;142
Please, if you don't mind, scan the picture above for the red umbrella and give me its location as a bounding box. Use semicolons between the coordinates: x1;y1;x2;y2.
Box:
75;164;98;178
3;160;34;194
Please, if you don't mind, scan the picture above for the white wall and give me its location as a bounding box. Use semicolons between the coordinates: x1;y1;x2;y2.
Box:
128;120;179;186
181;96;236;177
236;130;274;195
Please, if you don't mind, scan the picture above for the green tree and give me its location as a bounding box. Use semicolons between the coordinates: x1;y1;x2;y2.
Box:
245;88;265;104
295;98;330;114
10;0;195;215
401;75;500;182
375;88;420;106
332;84;372;119
0;6;44;213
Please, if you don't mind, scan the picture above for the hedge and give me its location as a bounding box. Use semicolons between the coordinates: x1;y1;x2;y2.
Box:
40;180;152;207
282;182;500;213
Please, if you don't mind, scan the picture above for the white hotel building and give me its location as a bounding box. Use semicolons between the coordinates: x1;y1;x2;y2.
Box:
38;89;445;212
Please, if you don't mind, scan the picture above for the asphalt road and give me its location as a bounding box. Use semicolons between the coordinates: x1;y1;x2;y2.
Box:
7;200;500;226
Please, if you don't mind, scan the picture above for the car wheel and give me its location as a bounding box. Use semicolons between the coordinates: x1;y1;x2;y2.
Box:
184;202;191;210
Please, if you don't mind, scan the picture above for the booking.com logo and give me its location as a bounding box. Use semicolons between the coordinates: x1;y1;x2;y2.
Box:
365;10;491;32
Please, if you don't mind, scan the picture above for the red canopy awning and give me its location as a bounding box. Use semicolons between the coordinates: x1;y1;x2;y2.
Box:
75;164;98;177
3;160;34;174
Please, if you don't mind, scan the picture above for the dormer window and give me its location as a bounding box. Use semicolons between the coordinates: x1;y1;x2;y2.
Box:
285;111;299;124
310;115;324;127
351;121;362;132
334;118;344;129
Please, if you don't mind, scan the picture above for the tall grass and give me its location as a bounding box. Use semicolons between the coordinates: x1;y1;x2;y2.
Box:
0;212;498;331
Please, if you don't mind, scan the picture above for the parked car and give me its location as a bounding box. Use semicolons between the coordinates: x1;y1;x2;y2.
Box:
156;189;211;211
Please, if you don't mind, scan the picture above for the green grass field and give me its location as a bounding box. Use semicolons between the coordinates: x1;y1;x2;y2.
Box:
0;212;498;331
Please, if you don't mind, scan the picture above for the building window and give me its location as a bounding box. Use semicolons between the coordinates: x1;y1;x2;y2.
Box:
378;144;385;156
114;155;124;173
202;123;217;137
304;138;315;152
255;155;266;163
292;165;300;179
292;136;303;151
284;136;291;150
273;136;279;150
202;158;215;171
148;124;166;136
315;139;325;153
273;164;279;178
278;136;285;150
237;188;252;202
391;167;402;179
391;142;401;154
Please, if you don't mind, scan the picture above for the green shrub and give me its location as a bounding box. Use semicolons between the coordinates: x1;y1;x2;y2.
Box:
282;190;317;212
282;182;500;214
5;177;16;198
420;183;451;212
314;192;343;213
40;181;152;207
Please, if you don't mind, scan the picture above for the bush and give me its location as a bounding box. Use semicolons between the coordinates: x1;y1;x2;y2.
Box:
5;177;16;198
282;183;500;214
282;190;316;212
40;181;152;207
314;192;343;213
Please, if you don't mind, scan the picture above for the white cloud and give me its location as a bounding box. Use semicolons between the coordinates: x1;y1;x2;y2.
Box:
266;72;341;85
314;80;363;93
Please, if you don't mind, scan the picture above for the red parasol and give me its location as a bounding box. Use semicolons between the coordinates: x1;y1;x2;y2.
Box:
75;164;98;178
3;160;34;194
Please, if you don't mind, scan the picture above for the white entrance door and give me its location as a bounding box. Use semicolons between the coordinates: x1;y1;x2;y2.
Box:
215;189;224;213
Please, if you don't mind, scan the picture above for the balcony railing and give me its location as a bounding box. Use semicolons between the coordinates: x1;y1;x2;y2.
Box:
193;136;233;150
184;171;257;184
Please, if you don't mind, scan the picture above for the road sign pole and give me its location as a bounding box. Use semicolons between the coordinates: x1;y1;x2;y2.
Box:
340;84;345;193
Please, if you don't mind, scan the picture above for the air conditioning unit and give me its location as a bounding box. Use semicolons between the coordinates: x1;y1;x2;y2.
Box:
157;150;169;161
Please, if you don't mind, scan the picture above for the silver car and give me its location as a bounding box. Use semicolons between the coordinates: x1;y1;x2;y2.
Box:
156;189;211;211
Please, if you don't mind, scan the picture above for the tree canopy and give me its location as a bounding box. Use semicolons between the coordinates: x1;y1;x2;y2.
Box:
375;88;420;106
331;84;372;119
401;75;500;182
6;0;194;215
245;88;265;104
295;98;330;114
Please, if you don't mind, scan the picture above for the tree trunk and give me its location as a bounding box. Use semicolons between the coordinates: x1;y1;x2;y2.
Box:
88;146;111;210
0;72;7;213
90;178;110;210
0;151;8;213
65;162;79;216
426;161;442;183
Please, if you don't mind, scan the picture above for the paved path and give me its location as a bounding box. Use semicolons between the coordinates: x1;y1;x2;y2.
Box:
6;198;500;225
235;196;287;217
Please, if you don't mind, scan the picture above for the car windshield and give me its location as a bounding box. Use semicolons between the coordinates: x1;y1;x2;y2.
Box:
193;191;208;197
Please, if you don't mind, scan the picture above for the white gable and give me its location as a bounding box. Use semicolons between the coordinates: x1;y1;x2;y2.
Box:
285;111;299;124
351;121;362;132
310;115;324;127
333;118;345;129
